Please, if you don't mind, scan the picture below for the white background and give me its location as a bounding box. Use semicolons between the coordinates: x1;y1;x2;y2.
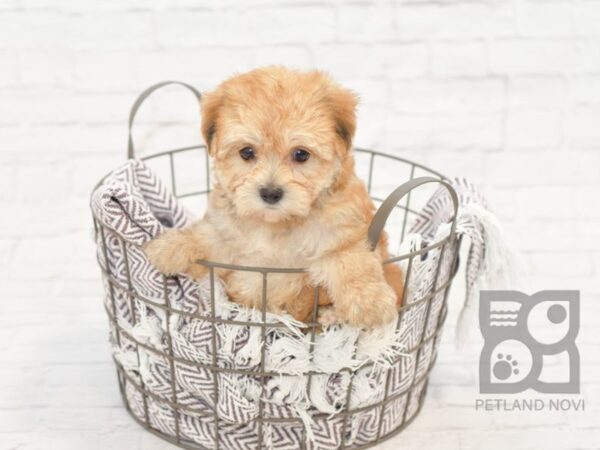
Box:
1;1;599;449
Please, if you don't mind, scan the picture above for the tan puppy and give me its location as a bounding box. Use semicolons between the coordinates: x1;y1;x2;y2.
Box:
144;66;403;327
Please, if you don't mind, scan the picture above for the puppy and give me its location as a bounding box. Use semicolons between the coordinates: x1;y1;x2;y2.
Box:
144;66;403;328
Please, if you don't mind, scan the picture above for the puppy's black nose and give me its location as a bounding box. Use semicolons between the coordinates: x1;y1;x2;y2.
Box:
259;186;284;204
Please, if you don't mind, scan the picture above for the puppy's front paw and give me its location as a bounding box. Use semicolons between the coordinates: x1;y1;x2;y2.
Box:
336;281;397;328
144;232;206;279
144;235;186;275
317;306;340;328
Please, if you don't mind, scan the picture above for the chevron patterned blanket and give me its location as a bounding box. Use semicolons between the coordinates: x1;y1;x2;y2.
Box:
91;159;507;449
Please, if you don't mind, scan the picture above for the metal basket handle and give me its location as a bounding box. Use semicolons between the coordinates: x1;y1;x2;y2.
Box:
127;81;202;159
367;177;459;251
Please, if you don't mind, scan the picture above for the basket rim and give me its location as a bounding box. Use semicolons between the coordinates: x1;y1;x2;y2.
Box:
90;145;456;274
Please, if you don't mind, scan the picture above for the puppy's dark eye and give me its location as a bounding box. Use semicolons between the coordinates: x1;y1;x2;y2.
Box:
239;147;255;161
292;148;310;163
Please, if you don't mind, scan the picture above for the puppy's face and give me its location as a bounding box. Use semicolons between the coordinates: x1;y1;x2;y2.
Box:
201;67;357;223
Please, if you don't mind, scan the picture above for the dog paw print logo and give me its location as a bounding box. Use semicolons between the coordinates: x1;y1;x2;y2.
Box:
479;290;580;394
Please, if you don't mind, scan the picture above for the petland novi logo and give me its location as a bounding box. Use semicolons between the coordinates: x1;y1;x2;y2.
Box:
475;290;584;412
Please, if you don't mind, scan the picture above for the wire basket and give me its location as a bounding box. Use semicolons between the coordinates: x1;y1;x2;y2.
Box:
91;82;462;450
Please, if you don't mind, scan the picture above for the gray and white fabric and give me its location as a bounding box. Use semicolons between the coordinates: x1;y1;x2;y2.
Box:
409;177;519;346
91;160;510;449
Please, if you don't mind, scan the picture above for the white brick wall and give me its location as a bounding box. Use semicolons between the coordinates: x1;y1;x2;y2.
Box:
1;1;599;449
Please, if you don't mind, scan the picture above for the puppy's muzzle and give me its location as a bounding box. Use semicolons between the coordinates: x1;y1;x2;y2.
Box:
259;185;284;204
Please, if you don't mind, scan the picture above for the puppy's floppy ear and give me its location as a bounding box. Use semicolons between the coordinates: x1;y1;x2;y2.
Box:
201;91;222;154
327;86;358;150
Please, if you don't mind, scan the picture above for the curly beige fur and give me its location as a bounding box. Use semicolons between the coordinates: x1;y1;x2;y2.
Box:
144;66;403;328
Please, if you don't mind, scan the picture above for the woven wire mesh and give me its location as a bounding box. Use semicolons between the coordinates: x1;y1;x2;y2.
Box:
92;144;461;450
